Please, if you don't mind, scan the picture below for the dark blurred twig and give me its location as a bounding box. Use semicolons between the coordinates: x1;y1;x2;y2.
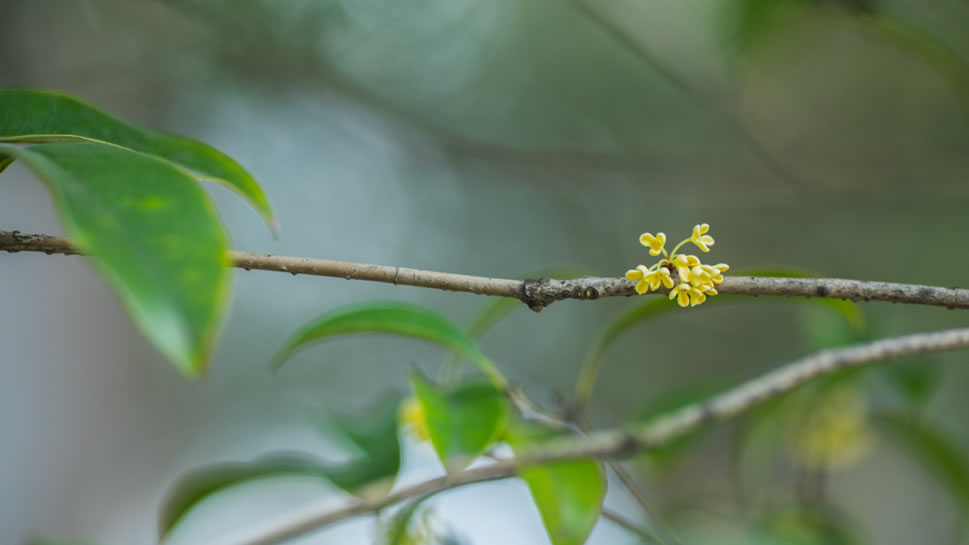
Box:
569;0;805;186
158;0;680;173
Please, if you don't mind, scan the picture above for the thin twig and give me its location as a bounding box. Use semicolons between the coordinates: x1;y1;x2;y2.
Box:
208;326;969;545
568;0;805;187
3;230;969;311
606;459;681;545
601;508;662;543
573;416;680;545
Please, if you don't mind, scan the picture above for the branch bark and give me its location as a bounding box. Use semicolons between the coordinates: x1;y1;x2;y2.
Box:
209;325;969;545
3;230;969;311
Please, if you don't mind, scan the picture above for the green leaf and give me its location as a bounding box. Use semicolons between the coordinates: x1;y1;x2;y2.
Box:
0;142;230;377
410;371;508;470
873;411;969;512
797;305;864;351
723;0;810;55
876;358;941;409
159;453;339;539
273;302;507;387
860;314;941;409
753;505;868;545
159;394;402;538
576;267;863;406
506;418;606;545
439;267;590;383
0;89;274;230
379;501;423;545
723;2;969;105
741;267;864;331
872;14;969;103
323;395;404;491
0;152;14;175
378;499;432;545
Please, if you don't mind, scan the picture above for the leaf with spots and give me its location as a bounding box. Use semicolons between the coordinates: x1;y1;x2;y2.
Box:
0;142;230;377
0;89;274;230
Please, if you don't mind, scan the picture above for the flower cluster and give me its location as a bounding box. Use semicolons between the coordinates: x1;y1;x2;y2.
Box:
787;386;873;470
399;396;430;441
625;223;729;307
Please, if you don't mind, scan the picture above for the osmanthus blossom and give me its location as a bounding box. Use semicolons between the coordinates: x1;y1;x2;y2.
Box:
625;224;729;307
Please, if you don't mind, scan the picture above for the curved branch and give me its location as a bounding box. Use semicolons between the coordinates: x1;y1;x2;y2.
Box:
208;325;969;545
3;230;968;311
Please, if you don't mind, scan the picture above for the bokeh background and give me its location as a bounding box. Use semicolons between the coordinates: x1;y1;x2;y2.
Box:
1;1;968;544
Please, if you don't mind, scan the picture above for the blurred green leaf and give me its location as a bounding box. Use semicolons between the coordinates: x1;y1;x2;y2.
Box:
159;394;401;538
273;302;506;387
0;142;229;377
754;505;867;545
0;152;14;174
797;305;863;351
873;14;969;102
743;267;865;331
379;500;426;545
874;411;969;512
637;383;726;468
0;89;275;229
723;2;969;105
466;267;592;340
506;418;606;545
439;267;589;384
159;453;340;539
869;358;942;410
411;371;508;470
724;0;808;53
857;315;941;409
576;267;863;406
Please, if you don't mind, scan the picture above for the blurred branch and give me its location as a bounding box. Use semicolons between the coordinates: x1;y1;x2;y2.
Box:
159;0;677;173
209;326;969;545
3;230;969;310
601;508;662;543
569;0;805;185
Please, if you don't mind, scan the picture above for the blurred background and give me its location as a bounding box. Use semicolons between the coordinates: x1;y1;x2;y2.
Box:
1;0;968;544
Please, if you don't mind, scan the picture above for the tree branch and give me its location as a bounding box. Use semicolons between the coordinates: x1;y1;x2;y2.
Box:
209;326;969;545
3;230;968;311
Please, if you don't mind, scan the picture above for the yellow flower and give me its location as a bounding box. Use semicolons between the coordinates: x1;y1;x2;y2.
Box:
626;225;728;307
648;267;674;291
690;223;715;252
669;283;692;307
689;264;712;287
689;286;707;306
400;397;430;442
672;254;700;282
700;263;729;285
625;265;652;294
639;232;666;256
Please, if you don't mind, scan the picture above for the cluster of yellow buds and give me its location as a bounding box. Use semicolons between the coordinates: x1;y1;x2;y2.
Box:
625;223;729;307
399;396;430;441
787;386;873;470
